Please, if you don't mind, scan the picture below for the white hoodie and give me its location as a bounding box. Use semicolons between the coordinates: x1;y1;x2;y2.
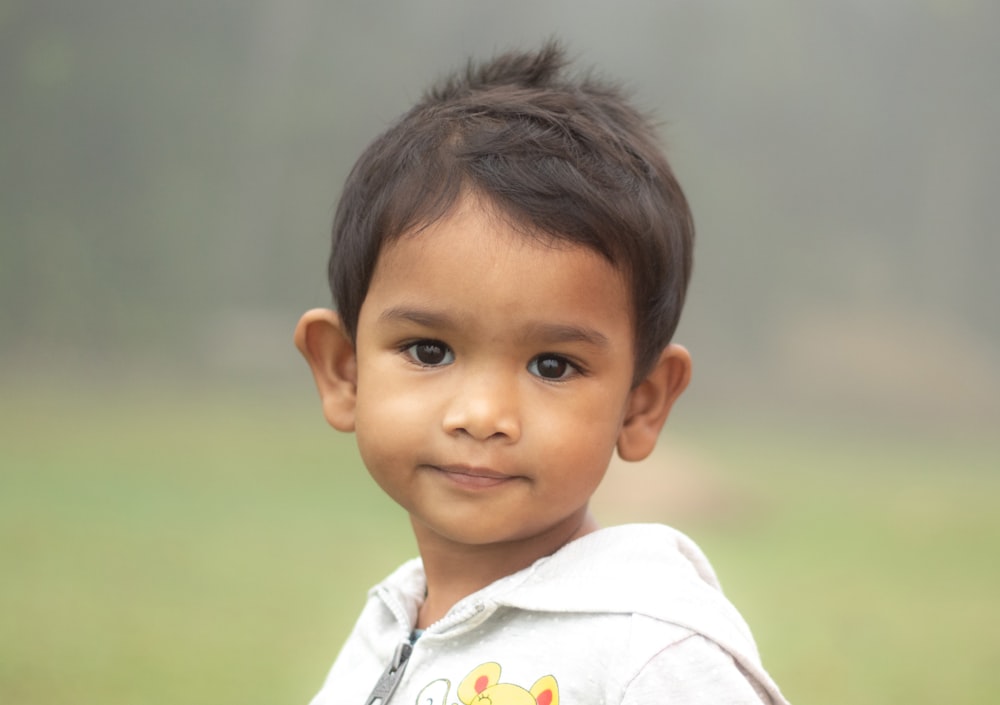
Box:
309;524;790;705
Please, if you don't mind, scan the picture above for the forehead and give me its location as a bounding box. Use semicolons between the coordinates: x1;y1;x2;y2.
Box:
362;196;634;342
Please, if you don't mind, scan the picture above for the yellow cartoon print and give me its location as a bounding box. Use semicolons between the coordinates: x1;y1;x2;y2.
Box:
455;662;558;705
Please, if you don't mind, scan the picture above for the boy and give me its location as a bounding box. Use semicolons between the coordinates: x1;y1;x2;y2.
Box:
296;42;789;705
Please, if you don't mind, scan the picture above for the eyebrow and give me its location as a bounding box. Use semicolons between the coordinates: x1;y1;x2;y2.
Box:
523;322;610;349
378;306;610;348
378;306;456;330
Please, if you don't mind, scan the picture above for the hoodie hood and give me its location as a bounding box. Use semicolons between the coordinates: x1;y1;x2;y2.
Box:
376;524;759;662
323;523;789;705
493;523;761;661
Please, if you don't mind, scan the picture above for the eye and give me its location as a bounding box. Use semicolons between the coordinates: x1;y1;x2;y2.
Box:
403;340;454;367
528;354;576;380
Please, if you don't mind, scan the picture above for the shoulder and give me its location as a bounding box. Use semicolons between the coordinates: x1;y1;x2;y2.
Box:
497;524;756;656
621;622;786;705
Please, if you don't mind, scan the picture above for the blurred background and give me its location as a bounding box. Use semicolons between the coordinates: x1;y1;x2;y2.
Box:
2;1;997;704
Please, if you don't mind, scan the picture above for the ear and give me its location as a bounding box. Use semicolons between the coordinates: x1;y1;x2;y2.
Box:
457;663;501;704
294;308;358;432
530;675;559;705
617;344;692;462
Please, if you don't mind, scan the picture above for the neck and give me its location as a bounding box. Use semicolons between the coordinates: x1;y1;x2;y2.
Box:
412;510;600;629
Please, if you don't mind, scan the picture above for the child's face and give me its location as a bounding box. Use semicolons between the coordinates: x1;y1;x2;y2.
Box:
350;196;640;550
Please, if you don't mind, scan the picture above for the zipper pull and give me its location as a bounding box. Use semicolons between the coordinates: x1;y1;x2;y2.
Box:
363;640;413;705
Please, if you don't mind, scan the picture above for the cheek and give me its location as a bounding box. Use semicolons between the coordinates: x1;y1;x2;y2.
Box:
357;368;438;421
528;396;625;474
543;386;628;436
353;374;431;466
353;403;413;508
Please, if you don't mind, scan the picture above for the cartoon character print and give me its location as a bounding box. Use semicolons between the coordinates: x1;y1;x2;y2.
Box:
456;662;558;705
414;662;558;705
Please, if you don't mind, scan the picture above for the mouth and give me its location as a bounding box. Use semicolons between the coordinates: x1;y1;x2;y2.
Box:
430;464;518;489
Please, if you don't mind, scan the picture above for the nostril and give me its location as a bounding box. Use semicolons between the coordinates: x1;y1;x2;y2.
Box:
442;405;520;442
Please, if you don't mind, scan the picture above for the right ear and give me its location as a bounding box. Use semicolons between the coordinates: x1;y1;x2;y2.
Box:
294;308;358;432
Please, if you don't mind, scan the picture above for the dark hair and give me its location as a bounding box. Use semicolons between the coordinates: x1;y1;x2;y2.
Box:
328;40;694;383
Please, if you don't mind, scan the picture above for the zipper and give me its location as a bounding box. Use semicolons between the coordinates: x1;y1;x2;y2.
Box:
362;640;412;705
363;583;489;705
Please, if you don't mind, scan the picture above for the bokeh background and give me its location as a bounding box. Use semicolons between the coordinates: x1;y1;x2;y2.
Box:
2;2;998;704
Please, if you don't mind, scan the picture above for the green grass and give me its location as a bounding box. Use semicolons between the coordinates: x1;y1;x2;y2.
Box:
682;423;1000;705
2;388;997;704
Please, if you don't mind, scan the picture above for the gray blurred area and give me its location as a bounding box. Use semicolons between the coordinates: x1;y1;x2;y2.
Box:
2;0;997;429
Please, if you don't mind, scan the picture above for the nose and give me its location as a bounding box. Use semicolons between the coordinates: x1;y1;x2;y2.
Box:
442;370;521;442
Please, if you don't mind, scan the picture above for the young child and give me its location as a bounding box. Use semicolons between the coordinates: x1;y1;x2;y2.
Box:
296;42;790;705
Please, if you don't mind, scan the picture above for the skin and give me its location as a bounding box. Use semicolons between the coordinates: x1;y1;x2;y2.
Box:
297;193;691;628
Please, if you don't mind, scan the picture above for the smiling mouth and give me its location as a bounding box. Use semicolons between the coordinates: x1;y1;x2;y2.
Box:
431;465;517;489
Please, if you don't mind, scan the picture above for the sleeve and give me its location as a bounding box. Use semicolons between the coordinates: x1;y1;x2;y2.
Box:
620;633;778;705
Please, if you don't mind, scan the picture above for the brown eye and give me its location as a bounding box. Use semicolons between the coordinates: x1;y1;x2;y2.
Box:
405;341;454;366
529;355;572;380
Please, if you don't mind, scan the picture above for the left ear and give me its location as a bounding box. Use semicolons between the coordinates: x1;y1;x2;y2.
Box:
617;344;692;462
